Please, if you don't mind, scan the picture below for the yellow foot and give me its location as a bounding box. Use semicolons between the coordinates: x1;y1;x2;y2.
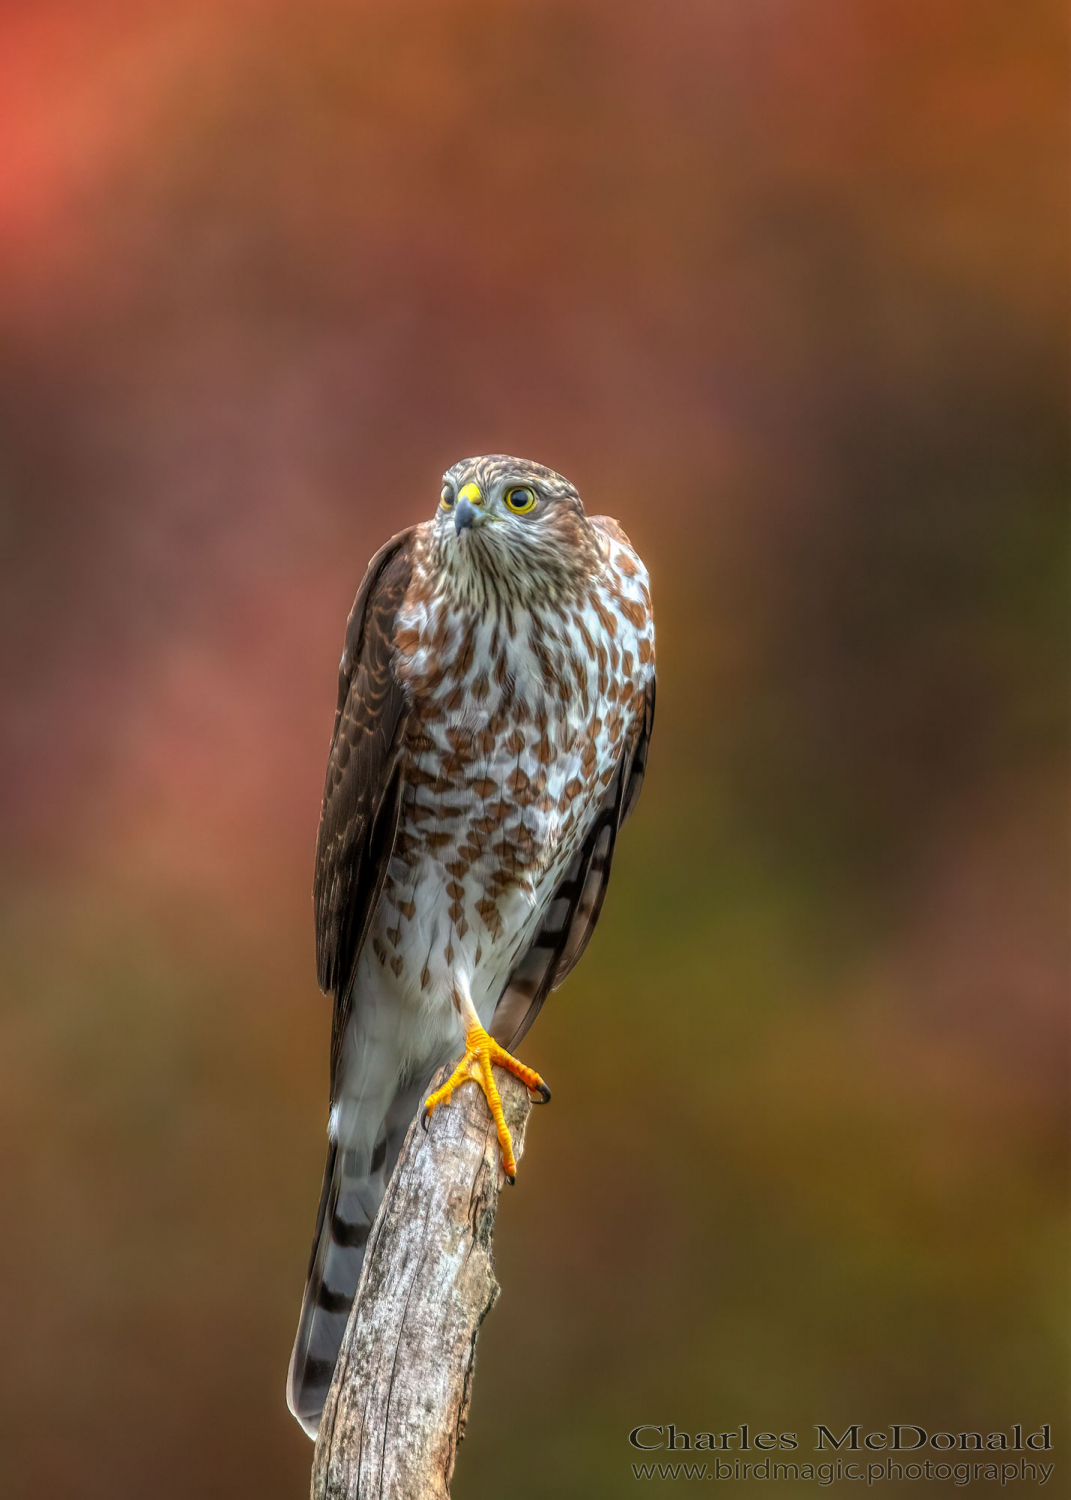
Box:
423;1025;551;1183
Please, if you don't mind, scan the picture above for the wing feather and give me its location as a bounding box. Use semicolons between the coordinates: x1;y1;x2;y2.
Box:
312;528;416;1086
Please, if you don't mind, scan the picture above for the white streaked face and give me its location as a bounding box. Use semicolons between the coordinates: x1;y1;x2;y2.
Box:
430;454;597;605
435;473;544;535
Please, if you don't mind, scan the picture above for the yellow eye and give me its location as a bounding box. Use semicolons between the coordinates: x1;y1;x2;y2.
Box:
440;485;454;510
504;486;536;514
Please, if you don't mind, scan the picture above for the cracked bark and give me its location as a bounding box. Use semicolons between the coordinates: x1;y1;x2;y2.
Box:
311;1068;533;1500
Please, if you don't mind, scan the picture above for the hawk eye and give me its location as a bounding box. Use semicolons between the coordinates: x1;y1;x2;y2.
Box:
439;485;454;511
504;486;536;514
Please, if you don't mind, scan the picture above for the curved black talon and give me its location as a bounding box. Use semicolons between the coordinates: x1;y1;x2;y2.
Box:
422;1108;431;1132
530;1083;552;1104
505;1173;516;1186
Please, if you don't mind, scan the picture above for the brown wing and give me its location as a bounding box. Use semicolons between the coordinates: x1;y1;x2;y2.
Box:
313;528;416;1085
492;673;655;1051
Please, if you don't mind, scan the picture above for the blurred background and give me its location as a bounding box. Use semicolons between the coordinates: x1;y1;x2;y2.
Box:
0;1;1066;1495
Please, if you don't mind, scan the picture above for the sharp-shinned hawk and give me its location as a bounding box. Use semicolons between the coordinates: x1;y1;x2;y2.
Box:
287;454;656;1435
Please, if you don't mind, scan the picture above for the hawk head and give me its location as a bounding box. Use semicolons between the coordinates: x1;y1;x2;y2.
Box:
431;454;600;606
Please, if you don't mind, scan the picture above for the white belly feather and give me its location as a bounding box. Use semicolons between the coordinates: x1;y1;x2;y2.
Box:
330;533;653;1152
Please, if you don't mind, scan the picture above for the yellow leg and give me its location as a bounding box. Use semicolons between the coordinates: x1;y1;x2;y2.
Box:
423;1024;551;1183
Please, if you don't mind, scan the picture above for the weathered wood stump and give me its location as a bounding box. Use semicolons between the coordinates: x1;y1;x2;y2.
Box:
311;1067;533;1500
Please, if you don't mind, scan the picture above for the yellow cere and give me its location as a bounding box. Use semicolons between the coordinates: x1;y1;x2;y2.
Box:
458;482;483;506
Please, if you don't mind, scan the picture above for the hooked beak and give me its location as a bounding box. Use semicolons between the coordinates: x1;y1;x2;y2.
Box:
454;497;477;535
453;482;483;536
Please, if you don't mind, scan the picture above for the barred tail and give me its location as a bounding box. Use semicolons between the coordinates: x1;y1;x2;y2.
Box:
285;1077;430;1438
285;1138;380;1436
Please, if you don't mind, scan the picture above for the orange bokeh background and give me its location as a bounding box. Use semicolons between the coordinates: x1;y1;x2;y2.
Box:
1;3;1066;1496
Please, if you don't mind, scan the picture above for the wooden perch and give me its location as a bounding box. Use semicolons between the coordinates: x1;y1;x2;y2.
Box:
311;1068;534;1500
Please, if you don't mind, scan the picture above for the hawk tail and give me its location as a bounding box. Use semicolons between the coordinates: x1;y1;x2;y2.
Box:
285;1136;385;1437
286;1076;430;1438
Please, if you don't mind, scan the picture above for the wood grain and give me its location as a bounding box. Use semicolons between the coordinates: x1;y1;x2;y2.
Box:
311;1068;533;1500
